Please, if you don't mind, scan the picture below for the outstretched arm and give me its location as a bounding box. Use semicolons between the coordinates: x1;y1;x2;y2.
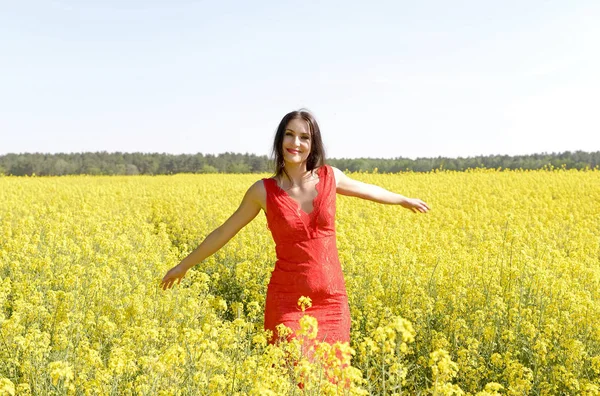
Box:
331;166;430;213
160;180;263;290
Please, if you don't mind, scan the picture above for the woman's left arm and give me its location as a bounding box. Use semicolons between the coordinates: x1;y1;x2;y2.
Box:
331;166;430;213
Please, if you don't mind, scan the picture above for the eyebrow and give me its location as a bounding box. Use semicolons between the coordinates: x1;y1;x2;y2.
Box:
285;128;310;136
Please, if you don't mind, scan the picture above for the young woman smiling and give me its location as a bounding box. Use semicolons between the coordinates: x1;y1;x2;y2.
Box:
160;109;430;347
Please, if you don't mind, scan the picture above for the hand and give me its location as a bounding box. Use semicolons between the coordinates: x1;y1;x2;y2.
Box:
401;198;430;213
160;264;188;290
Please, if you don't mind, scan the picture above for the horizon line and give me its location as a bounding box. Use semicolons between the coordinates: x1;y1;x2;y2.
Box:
1;149;598;161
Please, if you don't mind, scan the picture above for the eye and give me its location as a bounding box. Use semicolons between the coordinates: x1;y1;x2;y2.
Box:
301;136;310;140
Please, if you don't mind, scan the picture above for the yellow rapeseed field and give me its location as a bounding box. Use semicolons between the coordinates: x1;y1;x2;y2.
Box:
1;168;599;395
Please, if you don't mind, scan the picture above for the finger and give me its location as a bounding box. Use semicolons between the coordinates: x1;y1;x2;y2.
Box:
417;199;430;210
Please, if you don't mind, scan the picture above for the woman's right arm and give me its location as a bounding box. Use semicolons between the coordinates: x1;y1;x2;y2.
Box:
160;180;264;290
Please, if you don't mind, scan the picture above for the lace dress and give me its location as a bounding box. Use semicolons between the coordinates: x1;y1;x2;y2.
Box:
262;164;351;344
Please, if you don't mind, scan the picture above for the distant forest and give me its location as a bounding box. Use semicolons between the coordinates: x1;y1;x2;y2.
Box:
0;151;598;176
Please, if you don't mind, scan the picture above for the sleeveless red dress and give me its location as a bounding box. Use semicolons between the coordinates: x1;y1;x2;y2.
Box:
262;164;351;345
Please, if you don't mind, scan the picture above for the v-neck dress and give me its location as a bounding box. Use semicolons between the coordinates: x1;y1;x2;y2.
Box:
261;164;351;345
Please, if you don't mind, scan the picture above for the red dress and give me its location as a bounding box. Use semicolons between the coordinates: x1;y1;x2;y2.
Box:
262;164;351;345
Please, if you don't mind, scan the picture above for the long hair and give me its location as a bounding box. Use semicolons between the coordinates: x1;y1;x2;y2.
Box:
271;109;326;182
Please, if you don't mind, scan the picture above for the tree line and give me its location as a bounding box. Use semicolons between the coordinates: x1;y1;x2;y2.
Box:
0;150;598;176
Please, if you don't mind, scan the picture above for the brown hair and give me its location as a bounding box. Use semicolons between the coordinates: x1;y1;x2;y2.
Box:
271;109;326;182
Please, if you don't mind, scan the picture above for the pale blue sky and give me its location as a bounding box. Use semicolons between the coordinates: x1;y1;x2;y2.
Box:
1;1;599;159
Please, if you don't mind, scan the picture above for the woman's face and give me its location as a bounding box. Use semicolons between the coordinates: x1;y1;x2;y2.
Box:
282;118;312;165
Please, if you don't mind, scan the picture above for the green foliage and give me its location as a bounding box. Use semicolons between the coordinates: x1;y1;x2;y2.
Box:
0;150;598;176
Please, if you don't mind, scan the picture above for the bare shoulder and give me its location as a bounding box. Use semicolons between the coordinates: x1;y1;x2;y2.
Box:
329;166;364;197
329;166;346;187
246;179;267;211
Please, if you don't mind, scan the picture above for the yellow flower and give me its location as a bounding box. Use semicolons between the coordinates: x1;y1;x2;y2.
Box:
297;296;312;312
297;315;318;341
0;378;15;396
47;361;74;387
275;323;293;340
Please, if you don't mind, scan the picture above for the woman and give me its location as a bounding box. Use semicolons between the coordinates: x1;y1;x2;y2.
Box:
160;109;430;346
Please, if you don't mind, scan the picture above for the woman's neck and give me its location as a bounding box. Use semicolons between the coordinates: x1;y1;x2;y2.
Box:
280;162;316;186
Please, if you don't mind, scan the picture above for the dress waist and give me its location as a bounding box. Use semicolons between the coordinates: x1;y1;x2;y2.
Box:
274;234;337;264
269;235;346;296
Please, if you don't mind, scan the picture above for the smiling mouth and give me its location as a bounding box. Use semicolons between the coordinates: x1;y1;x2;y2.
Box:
286;149;300;154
